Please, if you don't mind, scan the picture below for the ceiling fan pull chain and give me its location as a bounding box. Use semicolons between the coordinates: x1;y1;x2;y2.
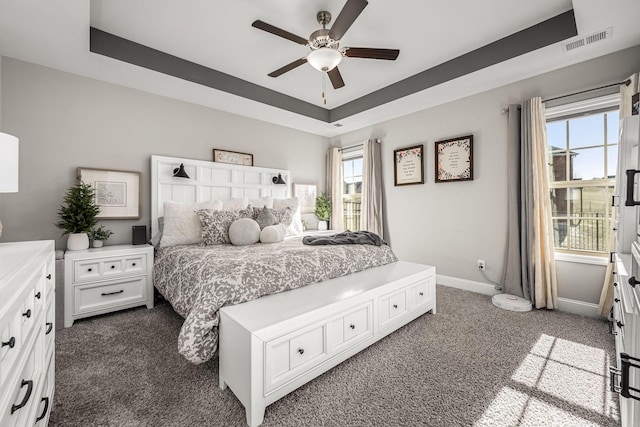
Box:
322;73;327;105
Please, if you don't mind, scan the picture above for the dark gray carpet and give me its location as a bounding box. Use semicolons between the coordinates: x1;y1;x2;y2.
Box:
50;286;620;426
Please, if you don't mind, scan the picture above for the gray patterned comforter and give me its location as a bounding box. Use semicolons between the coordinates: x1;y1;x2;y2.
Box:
153;237;398;364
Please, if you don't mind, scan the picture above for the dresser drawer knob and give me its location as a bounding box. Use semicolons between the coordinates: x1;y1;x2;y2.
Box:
87;268;92;272
2;336;15;348
419;292;424;296
349;324;355;330
36;397;50;422
617;321;624;328
101;290;124;296
46;274;52;280
615;298;620;303
297;348;304;355
35;292;41;300
629;277;638;288
46;322;53;335
393;304;398;309
111;265;116;269
11;379;33;414
23;309;31;318
132;262;136;267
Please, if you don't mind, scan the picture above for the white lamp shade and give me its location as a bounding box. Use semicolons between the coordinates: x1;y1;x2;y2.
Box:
0;132;19;193
307;48;343;72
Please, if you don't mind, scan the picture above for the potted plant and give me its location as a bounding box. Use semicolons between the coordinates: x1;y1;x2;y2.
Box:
56;182;100;250
89;225;113;248
315;192;331;231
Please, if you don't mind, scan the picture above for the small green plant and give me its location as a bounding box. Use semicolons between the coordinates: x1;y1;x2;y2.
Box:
314;192;331;221
56;182;100;235
89;225;113;241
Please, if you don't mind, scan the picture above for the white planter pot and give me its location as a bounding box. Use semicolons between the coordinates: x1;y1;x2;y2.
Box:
318;220;328;231
67;233;89;251
92;240;104;248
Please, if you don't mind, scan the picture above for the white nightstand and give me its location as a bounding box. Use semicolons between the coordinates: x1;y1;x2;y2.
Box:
64;244;154;327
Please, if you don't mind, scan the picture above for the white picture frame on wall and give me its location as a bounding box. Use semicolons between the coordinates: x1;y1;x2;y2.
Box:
78;167;141;219
293;183;317;213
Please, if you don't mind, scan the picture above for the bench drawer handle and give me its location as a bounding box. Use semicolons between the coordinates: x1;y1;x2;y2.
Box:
36;397;50;422
46;322;53;334
11;380;33;414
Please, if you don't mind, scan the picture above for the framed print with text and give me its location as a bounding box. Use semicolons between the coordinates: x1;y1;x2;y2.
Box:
77;167;141;219
435;135;473;183
393;144;424;186
212;149;253;166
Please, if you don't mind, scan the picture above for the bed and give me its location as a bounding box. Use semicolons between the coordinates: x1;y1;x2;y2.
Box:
150;155;436;426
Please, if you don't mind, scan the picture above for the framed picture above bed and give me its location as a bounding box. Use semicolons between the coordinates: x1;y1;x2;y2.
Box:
213;149;253;166
393;144;424;186
435;135;473;183
77;167;141;219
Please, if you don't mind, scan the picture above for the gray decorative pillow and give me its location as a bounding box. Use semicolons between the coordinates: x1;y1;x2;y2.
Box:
197;207;253;245
255;206;277;230
272;207;293;228
229;218;261;246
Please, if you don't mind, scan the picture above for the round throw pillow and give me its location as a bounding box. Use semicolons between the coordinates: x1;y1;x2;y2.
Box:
228;218;261;246
260;224;286;244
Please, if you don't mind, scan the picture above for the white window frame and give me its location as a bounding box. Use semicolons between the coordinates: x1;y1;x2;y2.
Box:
545;93;619;261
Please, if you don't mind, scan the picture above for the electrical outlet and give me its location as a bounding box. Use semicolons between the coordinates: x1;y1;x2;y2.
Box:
477;260;486;270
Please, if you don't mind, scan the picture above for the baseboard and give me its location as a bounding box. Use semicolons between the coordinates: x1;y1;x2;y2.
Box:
437;274;501;296
438;275;601;317
556;297;600;318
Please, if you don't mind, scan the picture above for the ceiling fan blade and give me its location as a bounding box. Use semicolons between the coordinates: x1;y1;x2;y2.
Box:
252;20;308;46
268;57;308;77
328;0;368;41
344;47;400;60
327;67;345;89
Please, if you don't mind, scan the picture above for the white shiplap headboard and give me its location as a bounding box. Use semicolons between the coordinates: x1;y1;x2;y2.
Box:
151;155;291;235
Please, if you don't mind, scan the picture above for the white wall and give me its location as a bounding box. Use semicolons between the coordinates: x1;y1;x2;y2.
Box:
0;58;329;249
331;45;640;307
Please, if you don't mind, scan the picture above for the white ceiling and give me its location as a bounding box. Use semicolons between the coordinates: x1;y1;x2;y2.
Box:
1;0;639;137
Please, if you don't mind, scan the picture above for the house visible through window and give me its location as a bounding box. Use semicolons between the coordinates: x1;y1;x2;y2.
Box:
342;150;362;231
545;94;619;255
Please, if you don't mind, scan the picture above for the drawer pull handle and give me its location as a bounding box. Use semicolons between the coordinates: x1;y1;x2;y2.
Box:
11;379;33;414
297;348;304;355
23;309;31;318
629;277;638;288
46;322;53;334
35;292;41;299
46;274;52;280
36;397;50;422
419;292;424;296
349;324;355;330
617;321;624;329
2;336;15;348
615;298;620;303
393;304;398;309
101;290;124;296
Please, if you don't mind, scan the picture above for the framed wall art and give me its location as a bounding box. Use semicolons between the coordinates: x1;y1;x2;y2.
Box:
293;183;317;213
213;149;253;166
77;168;141;219
393;144;424;186
435;135;474;183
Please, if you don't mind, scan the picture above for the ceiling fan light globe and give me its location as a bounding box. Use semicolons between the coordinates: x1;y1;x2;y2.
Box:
307;48;342;72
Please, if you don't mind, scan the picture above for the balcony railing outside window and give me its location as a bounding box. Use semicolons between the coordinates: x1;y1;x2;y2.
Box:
343;197;361;231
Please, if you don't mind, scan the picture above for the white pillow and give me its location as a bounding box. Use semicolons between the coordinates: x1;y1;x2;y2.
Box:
229;218;261;246
160;200;223;247
273;197;303;236
222;197;248;210
260;224;286;244
249;196;273;209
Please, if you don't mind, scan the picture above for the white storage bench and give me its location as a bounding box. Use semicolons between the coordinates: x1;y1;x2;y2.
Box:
219;260;436;426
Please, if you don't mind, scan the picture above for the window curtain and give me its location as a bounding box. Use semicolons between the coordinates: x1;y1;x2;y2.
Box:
502;97;558;308
361;139;384;238
598;72;639;316
326;147;344;232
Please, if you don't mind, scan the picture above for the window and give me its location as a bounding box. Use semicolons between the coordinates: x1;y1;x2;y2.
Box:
342;151;362;231
545;95;619;255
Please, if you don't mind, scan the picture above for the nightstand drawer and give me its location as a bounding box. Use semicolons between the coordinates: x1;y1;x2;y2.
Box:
73;276;147;315
73;254;147;283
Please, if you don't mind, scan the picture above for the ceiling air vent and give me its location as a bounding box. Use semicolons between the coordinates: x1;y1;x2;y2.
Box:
562;27;612;52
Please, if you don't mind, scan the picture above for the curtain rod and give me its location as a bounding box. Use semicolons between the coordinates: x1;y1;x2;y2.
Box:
543;79;631;103
338;139;381;152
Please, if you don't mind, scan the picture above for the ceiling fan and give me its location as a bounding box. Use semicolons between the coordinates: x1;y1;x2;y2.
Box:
252;0;400;93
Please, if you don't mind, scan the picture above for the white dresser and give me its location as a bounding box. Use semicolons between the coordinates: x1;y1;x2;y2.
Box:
64;244;154;327
0;240;55;426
